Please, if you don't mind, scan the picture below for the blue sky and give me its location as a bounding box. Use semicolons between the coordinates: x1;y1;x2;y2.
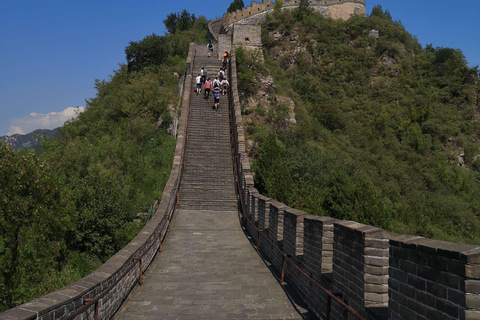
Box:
1;0;479;136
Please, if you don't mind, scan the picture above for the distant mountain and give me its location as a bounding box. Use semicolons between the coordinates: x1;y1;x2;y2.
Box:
0;128;58;150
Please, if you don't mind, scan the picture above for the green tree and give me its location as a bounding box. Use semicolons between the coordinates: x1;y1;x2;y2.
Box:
0;143;69;309
252;133;294;204
163;9;196;34
125;34;166;72
296;0;311;20
227;0;245;13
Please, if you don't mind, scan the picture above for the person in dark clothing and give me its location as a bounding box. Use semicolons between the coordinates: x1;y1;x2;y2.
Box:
222;51;229;70
213;86;221;111
207;42;214;57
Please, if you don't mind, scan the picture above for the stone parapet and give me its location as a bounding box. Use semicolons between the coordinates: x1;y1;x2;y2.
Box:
283;208;308;257
223;0;366;27
303;216;339;279
257;193;271;231
332;221;393;319
389;236;480;320
269;200;289;242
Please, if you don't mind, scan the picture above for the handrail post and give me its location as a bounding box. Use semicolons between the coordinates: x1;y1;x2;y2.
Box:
256;230;261;250
94;301;99;320
83;298;98;320
155;232;163;252
133;257;143;285
281;255;286;284
139;259;143;285
326;295;331;320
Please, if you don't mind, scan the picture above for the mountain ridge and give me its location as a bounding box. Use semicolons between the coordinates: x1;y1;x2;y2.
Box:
0;128;58;150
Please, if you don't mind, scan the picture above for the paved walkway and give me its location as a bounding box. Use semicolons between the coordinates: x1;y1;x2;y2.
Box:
115;44;303;320
116;210;302;320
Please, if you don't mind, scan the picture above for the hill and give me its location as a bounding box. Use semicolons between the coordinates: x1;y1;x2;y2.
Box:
0;11;208;311
237;6;480;244
0;128;58;151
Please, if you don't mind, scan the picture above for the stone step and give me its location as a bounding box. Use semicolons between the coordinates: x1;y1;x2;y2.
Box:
179;188;235;192
181;176;235;181
176;204;238;211
182;168;233;174
179;192;237;199
178;49;238;210
177;197;237;203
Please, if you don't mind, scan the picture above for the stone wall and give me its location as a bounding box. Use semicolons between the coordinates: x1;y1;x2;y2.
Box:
223;0;366;27
389;236;480;320
229;48;480;320
218;34;233;59
332;222;392;319
232;23;262;48
0;43;196;320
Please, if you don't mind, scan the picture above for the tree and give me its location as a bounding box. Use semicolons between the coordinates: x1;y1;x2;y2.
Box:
227;0;244;13
125;34;166;71
163;9;196;34
299;0;309;12
0;143;69;309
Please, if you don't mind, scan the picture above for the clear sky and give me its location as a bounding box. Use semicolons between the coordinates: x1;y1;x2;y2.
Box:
1;1;479;136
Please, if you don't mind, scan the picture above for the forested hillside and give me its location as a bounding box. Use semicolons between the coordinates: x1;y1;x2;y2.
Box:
238;5;480;245
0;11;207;311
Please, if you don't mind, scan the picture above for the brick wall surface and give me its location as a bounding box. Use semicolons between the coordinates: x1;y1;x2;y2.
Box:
246;188;260;240
269;201;288;242
256;194;271;243
218;34;232;60
303;216;338;280
284;208;308;257
332;221;392;319
233;23;262;48
390;236;480;320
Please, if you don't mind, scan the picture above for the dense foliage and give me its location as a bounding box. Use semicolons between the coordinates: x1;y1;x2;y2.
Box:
0;10;208;311
127;15;208;72
163;10;197;35
239;6;480;244
0;144;70;309
227;0;245;13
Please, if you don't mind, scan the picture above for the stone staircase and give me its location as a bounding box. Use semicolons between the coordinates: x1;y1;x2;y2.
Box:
112;43;305;320
177;45;238;211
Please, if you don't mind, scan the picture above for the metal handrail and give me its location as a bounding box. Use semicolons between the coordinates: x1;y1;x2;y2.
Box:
228;51;366;320
65;217;170;320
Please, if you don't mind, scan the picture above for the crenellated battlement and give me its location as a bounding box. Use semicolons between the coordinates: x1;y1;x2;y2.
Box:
222;0;366;27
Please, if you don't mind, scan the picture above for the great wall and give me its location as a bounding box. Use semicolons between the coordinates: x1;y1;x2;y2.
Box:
1;1;479;319
222;0;366;27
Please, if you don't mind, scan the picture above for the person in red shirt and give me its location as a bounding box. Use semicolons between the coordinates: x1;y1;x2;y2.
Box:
204;78;212;100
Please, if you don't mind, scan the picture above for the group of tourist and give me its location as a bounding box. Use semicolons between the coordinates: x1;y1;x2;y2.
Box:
194;45;230;111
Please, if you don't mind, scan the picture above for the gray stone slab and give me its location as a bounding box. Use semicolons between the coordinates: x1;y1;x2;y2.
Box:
115;209;302;320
